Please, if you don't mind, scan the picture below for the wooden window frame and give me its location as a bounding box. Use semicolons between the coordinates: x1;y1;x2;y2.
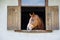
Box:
15;0;52;33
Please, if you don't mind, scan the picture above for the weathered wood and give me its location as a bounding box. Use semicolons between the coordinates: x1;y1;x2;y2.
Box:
15;30;52;33
46;6;59;30
7;6;21;30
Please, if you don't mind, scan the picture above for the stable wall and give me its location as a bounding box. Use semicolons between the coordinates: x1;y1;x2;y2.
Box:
0;0;60;40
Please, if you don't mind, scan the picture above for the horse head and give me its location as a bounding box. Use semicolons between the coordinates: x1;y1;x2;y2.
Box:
27;12;44;31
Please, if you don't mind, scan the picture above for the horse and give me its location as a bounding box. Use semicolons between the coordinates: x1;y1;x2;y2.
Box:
27;12;44;31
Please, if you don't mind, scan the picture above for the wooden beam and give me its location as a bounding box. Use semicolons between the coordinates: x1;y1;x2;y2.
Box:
18;0;21;6
18;0;48;6
15;30;52;33
45;0;48;6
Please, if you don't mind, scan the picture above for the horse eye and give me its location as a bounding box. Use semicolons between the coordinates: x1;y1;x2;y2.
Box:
31;19;34;22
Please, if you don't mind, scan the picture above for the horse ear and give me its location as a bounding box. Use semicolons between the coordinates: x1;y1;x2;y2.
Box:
29;13;32;16
33;12;35;15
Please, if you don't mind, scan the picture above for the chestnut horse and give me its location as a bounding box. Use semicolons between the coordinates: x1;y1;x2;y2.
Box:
27;12;44;31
